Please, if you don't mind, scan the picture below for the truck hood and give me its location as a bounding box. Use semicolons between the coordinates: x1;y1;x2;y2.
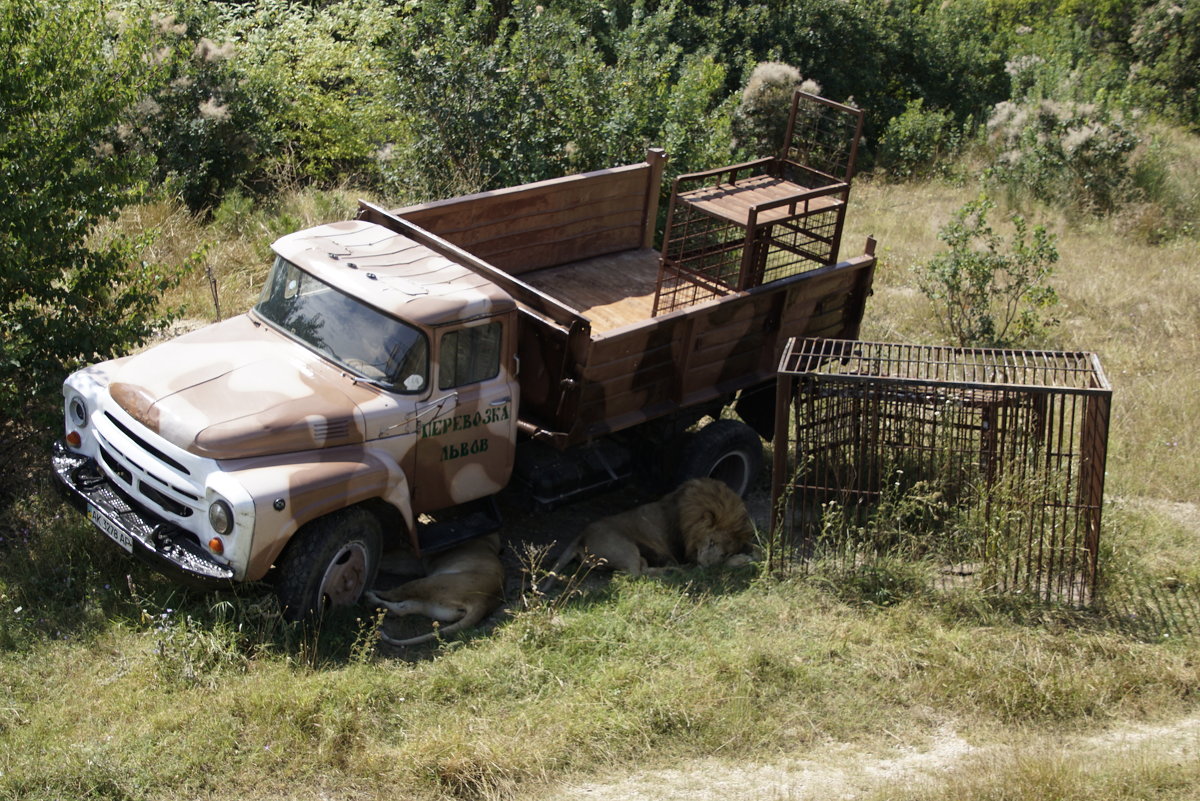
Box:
106;315;372;459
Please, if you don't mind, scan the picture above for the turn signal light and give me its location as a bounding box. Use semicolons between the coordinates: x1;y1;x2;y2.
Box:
66;431;82;448
208;537;225;555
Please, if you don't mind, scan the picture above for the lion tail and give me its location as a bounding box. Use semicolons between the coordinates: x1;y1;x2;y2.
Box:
377;600;496;647
534;535;587;596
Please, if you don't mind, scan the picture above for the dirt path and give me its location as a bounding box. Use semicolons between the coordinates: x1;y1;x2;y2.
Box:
547;716;1200;800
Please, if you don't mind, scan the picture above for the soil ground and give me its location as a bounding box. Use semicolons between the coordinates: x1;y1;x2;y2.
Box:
544;715;1200;800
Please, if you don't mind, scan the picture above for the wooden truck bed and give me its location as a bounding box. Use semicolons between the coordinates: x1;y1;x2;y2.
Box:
521;248;660;334
357;149;876;448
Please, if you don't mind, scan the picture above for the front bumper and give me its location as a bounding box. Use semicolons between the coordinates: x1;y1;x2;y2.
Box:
51;441;235;589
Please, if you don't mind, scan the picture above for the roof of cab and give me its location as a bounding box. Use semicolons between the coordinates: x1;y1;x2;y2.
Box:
271;220;515;325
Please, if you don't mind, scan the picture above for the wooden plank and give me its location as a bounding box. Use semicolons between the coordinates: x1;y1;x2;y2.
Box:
402;189;641;242
395;163;654;270
357;201;590;334
444;206;645;268
522;249;660;333
578;372;675;410
484;223;646;275
641;149;667;249
397;164;650;229
681;351;764;395
679;175;843;226
580;339;677;385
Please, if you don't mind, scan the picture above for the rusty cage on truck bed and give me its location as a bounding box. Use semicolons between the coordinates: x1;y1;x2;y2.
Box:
654;91;865;316
769;338;1112;606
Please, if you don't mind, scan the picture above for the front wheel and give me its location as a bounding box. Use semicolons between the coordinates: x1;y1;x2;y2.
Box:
674;419;764;498
275;507;382;621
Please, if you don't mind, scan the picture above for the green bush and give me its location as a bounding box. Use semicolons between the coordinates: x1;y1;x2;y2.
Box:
914;195;1060;347
218;0;402;193
985;97;1140;213
878;98;965;180
730;61;822;158
386;2;734;199
117;2;272;212
107;0;403;210
1130;0;1200;128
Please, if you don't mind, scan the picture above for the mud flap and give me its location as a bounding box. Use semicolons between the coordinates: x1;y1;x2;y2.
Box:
735;379;782;441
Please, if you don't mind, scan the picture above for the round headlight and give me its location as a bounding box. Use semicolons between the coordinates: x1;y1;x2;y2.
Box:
208;500;233;535
68;396;88;428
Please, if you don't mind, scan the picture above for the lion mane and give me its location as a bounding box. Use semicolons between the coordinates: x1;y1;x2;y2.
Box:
544;478;756;583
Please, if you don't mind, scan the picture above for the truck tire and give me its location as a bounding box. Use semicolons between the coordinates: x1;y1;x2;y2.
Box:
275;507;382;621
674;419;764;498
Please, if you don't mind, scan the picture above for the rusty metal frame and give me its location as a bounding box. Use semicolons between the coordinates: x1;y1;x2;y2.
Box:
654;91;864;317
770;338;1112;606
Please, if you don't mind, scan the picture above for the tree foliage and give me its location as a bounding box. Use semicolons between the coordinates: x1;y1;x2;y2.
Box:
387;1;734;199
0;0;177;430
1130;0;1200;128
218;0;402;193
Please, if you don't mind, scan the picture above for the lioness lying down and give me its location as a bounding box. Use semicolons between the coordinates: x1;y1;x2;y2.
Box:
365;532;504;647
544;478;757;586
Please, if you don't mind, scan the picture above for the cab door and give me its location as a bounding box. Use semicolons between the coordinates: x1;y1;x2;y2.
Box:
412;313;518;513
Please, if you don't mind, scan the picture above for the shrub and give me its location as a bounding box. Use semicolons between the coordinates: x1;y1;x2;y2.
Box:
914;196;1059;347
877;98;965;180
386;2;733;199
217;0;402;194
985;97;1140;213
730;61;822;158
121;3;271;212
1129;0;1200;128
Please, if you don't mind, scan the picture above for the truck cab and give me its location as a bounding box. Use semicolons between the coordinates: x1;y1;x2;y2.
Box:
54;220;519;616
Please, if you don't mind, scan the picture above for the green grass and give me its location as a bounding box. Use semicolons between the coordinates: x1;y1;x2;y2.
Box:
2;569;1198;800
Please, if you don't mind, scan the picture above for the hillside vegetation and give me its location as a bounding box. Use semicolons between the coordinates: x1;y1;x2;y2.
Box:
2;1;1200;799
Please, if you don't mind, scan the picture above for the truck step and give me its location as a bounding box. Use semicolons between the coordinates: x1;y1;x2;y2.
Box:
416;498;503;553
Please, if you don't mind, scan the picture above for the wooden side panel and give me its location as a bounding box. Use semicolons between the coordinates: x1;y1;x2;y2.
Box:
393;155;664;276
560;253;877;442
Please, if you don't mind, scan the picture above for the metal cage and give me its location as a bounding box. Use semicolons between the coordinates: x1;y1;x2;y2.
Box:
653;91;864;316
770;338;1112;605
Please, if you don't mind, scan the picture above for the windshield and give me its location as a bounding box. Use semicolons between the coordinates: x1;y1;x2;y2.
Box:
254;256;428;393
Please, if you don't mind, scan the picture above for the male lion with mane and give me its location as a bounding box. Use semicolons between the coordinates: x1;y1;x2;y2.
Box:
543;478;756;587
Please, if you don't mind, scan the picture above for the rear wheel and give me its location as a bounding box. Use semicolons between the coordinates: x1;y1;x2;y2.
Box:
674;419;764;498
275;507;382;621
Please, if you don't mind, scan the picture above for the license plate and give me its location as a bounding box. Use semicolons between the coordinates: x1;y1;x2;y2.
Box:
88;505;133;553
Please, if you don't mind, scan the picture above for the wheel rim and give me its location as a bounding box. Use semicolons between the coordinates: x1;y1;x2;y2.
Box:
709;451;751;497
318;541;369;608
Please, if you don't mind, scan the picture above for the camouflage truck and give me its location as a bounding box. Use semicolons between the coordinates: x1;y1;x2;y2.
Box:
52;149;877;618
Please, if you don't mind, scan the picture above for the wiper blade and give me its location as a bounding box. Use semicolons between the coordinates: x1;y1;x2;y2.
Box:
348;374;394;391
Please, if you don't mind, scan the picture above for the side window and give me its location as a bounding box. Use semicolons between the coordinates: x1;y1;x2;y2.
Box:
439;322;502;390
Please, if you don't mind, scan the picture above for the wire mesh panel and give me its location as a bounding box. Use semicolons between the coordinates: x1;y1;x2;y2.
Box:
782;91;864;183
770;338;1112;606
653;196;742;315
756;206;844;285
